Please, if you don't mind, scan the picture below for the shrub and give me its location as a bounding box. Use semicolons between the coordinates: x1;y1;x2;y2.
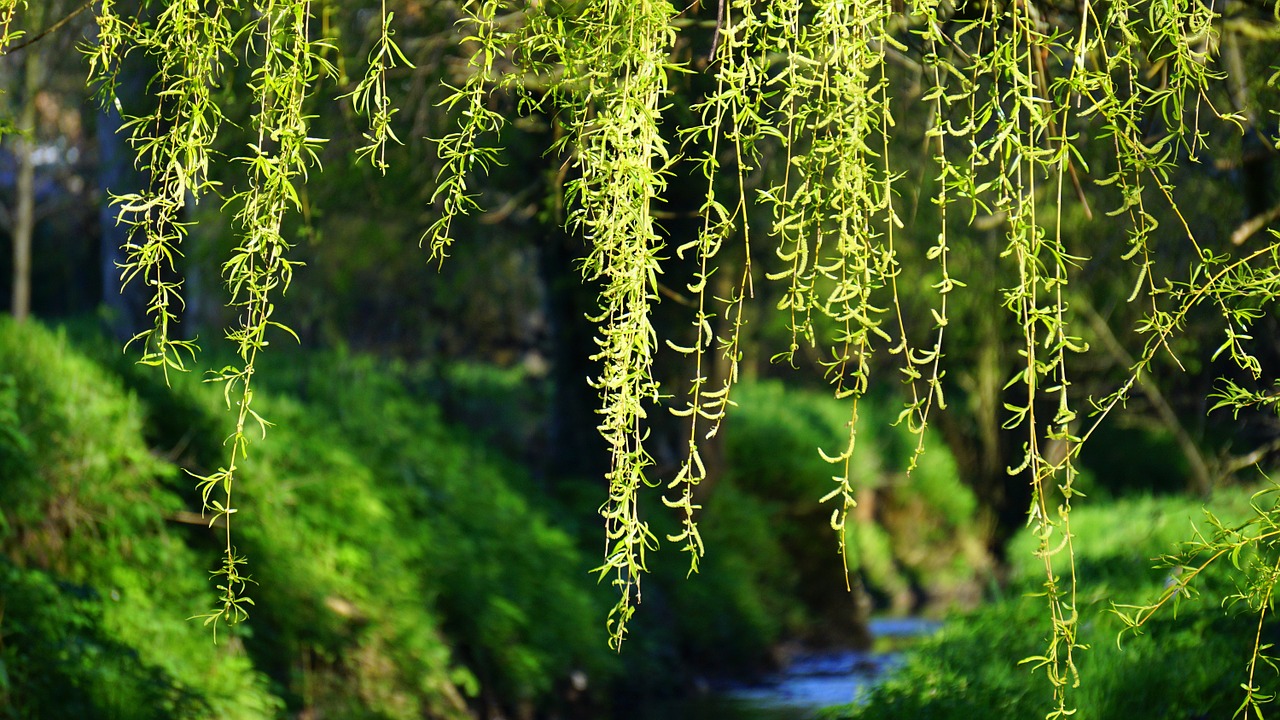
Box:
724;380;984;615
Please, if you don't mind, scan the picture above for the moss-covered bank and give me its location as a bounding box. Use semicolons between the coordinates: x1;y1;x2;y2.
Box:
0;318;991;718
830;492;1278;720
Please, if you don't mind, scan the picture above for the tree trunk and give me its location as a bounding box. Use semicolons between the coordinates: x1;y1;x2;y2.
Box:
539;223;610;481
10;55;39;322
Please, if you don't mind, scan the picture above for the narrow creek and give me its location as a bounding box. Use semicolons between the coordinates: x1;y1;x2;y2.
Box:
628;618;940;720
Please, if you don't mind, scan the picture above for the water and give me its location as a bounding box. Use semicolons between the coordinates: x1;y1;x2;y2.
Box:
631;618;940;720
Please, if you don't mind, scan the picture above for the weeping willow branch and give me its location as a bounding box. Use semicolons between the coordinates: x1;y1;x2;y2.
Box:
666;0;774;575
898;0;964;470
424;0;509;262
191;0;332;637
31;0;1280;710
755;0;910;583
98;0;242;378
2;0;91;55
344;0;412;173
1113;486;1280;720
552;0;678;650
0;0;26;50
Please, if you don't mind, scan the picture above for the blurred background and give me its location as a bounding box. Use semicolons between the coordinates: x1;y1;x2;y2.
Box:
3;1;1280;719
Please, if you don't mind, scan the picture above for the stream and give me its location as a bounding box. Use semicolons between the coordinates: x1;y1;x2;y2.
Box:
629;618;940;720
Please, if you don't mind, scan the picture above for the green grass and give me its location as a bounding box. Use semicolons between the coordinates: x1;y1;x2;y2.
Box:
0;317;1019;717
1;319;618;718
832;492;1275;720
0;318;278;719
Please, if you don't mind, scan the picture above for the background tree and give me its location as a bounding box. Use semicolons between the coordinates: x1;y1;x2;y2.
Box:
1;0;96;323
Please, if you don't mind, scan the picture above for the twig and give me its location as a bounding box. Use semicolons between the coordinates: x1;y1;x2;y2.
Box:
708;0;725;62
1219;437;1280;478
3;0;95;55
656;281;697;308
167;510;228;529
1080;297;1214;495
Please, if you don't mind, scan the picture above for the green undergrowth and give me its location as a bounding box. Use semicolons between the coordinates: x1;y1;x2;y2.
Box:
0;319;616;718
238;352;617;711
724;380;987;618
616;379;987;694
0;317;1000;716
830;493;1272;720
0;318;278;719
0;560;215;720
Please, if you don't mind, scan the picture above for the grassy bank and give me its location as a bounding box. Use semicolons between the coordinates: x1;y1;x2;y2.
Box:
0;319;615;718
0;317;996;717
831;491;1278;719
26;311;1254;720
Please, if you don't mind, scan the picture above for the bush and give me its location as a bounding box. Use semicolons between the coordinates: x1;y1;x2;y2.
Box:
724;380;985;617
60;327;622;716
236;352;617;715
0;560;213;720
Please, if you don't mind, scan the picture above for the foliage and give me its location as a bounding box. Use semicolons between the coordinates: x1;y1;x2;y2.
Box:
727;380;984;610
1112;484;1280;719
831;588;1255;720
1005;492;1256;582
0;560;209;720
0;318;627;717
242;352;617;707
6;0;1280;713
117;337;619;716
598;378;983;688
0;318;278;719
421;15;1280;712
82;0;407;631
221;396;470;720
669;482;799;665
833;493;1272;720
527;0;683;648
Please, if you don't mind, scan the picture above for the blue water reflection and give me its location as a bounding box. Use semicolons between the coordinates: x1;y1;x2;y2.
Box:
628;618;940;720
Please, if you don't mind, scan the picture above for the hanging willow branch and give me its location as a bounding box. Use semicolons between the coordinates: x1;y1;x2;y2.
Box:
424;0;509;262
105;0;242;377
192;0;333;635
0;0;26;50
32;0;1280;712
546;0;678;650
345;0;413;173
666;0;775;577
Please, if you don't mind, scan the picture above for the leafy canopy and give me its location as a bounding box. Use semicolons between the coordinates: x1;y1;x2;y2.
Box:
5;0;1280;716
